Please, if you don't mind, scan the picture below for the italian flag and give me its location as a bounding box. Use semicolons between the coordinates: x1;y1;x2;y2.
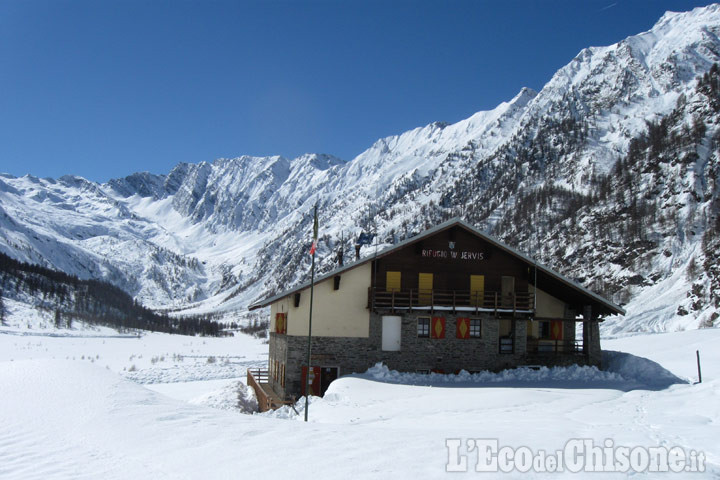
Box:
309;206;318;255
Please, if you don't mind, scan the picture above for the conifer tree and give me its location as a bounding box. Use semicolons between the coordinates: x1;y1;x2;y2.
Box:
0;290;6;326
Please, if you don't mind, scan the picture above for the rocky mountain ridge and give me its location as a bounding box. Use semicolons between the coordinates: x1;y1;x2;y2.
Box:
2;4;720;332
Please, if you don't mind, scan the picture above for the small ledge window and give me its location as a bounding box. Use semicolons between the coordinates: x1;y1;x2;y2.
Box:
417;317;430;338
469;318;481;338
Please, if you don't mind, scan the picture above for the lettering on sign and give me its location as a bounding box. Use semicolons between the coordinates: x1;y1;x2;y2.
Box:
421;249;485;261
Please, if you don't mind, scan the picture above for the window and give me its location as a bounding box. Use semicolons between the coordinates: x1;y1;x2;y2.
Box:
458;317;481;339
469;318;481;338
417;317;430;338
539;321;551;339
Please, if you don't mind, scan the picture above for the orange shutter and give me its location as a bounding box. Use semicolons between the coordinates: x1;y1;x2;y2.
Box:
431;317;446;339
456;317;470;339
551;320;563;340
301;366;322;396
275;313;287;334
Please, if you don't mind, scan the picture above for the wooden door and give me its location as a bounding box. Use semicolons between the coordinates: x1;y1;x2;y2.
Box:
470;275;485;307
501;276;515;307
386;271;401;292
418;273;433;304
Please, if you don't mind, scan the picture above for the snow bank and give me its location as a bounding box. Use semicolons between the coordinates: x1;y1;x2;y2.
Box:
188;380;259;414
603;350;687;388
259;395;321;420
360;362;625;385
353;357;687;390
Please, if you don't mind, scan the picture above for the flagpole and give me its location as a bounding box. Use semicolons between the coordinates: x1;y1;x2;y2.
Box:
304;205;318;422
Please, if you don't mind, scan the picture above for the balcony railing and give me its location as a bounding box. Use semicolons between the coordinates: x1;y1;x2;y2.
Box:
526;340;583;355
247;368;296;413
369;288;534;314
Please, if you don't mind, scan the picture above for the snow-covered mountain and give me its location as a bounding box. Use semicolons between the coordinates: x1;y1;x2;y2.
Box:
2;4;720;332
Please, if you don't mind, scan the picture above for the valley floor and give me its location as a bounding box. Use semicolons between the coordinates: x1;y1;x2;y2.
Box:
0;324;718;479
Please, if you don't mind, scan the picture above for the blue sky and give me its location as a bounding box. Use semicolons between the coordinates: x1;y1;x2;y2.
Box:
0;0;716;182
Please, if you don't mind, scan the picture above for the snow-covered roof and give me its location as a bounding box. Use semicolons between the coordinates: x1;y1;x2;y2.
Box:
249;218;625;316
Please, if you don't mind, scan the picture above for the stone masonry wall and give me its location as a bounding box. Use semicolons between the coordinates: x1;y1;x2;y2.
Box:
273;314;600;399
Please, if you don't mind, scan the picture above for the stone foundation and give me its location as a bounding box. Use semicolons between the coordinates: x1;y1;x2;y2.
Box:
270;313;601;399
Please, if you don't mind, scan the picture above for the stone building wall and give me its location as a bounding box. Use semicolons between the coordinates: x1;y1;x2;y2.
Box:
271;314;602;399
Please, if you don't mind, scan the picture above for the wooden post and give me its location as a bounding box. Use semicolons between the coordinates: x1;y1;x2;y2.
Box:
697;350;702;384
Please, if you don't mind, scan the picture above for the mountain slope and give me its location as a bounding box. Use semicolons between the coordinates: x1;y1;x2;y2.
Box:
2;4;720;333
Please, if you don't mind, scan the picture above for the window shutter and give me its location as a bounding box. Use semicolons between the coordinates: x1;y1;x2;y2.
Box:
275;313;286;334
431;316;445;339
551;320;563;340
456;317;470;339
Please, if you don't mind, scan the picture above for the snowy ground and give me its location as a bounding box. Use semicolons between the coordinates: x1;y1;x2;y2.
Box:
0;323;718;479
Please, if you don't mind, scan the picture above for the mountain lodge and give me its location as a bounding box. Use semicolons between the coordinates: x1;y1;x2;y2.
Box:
248;218;624;409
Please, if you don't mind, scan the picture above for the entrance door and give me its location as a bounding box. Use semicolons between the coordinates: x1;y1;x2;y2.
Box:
302;366;339;397
418;273;433;304
320;367;339;396
501;276;515;307
386;271;401;292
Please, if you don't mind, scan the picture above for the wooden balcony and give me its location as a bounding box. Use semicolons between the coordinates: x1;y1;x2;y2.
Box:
369;288;534;315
